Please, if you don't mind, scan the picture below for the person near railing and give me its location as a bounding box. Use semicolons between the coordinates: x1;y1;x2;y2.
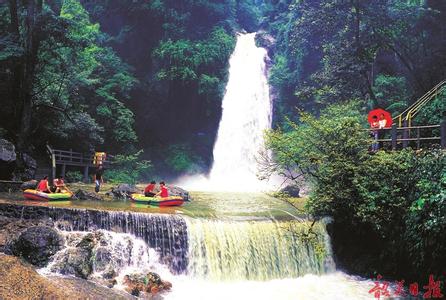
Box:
370;115;380;151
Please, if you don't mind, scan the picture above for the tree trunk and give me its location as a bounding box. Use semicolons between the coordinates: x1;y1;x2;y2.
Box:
16;0;43;152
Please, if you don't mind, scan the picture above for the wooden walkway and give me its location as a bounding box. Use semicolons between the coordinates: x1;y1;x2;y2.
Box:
372;120;446;151
46;145;113;181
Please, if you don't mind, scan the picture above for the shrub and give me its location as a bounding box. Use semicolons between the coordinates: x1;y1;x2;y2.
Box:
65;171;83;183
264;102;446;283
105;150;152;184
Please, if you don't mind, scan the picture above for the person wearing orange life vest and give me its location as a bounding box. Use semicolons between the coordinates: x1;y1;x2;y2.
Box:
155;181;169;198
37;176;52;193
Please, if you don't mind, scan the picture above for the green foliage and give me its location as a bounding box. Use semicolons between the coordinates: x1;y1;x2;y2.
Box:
263;0;446;124
372;75;410;115
165;144;205;174
413;90;446;125
65;171;83;183
105;150;152;184
265;102;446;282
154;26;235;84
0;0;137;153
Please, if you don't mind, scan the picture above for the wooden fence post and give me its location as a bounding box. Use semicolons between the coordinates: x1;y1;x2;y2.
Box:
61;164;66;178
416;127;421;150
83;166;89;183
391;123;397;150
441;116;446;149
402;120;409;149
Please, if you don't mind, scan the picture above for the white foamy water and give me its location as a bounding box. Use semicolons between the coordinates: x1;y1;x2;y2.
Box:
165;273;378;300
38;226;383;299
178;32;276;192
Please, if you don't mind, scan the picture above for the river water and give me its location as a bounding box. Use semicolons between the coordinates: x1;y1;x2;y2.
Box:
2;192;380;299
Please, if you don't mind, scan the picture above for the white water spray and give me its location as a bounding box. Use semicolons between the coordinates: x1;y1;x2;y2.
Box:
179;32;274;191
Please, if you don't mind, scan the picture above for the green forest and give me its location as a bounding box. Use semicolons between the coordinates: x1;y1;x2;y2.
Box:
1;0;445;178
1;0;446;291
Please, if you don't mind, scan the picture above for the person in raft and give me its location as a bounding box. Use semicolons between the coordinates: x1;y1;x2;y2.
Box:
155;181;169;198
54;177;71;193
94;165;104;193
37;176;52;193
144;181;156;197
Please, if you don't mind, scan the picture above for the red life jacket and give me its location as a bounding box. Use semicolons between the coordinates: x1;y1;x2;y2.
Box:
144;184;155;193
160;186;168;197
37;180;48;192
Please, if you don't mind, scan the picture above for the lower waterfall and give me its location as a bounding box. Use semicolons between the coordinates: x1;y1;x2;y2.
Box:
185;218;335;281
0;202;378;299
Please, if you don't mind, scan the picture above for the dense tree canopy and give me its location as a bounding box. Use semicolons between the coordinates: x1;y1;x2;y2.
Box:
262;0;446;126
1;0;445;178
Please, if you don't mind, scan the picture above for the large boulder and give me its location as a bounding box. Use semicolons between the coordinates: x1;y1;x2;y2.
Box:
74;189;103;201
279;184;300;198
12;152;37;181
108;184;139;199
5;226;64;267
51;247;93;279
49;232;97;279
21;179;38;190
0;139;16;180
0;139;16;163
168;185;191;201
255;30;276;58
122;272;172;297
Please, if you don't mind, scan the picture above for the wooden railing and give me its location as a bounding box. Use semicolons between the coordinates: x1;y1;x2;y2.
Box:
50;148;113;167
393;80;446;127
370;121;446;151
46;145;113;181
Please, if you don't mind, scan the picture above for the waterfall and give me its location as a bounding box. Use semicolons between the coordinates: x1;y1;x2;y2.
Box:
185;218;335;281
178;32;274;191
39;206;189;274
1;202;379;299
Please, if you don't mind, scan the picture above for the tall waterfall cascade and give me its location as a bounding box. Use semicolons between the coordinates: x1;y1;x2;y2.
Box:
179;32;275;191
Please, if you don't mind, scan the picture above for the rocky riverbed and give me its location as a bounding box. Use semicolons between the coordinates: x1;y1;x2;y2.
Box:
0;210;174;299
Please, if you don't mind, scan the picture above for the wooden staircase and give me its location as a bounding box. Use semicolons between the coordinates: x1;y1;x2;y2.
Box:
393;79;446;127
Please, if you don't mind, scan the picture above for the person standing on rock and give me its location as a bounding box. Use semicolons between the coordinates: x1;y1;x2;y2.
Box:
94;165;104;193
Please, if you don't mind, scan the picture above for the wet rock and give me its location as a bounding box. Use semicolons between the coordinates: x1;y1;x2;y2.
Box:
108;184;139;199
74;189;103;201
255;30;276;57
0;254;72;299
0;217;54;253
0;138;16;180
0;139;16;162
123;272;172;297
21;179;38;190
102;266;117;279
93;246;112;272
280;184;300;198
12;152;37;181
168;185;191;201
5;226;64;267
51;247;93;279
77;232;97;251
